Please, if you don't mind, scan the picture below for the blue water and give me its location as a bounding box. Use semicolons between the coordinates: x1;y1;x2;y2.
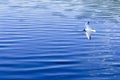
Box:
0;0;120;80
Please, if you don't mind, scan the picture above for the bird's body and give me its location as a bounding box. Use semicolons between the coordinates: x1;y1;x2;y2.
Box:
84;22;96;40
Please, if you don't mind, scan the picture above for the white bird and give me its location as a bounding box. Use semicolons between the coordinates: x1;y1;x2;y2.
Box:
83;21;96;40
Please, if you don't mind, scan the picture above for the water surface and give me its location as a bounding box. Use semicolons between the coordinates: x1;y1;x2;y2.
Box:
0;0;120;80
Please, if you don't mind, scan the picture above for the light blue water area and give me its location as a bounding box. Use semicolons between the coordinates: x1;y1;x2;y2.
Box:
0;0;120;80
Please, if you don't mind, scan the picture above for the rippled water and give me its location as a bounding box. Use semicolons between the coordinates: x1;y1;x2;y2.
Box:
0;0;120;80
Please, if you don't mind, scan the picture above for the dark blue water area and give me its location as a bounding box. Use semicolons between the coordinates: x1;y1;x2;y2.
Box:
0;0;120;80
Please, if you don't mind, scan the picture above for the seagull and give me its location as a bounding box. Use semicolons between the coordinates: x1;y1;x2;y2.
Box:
83;21;96;40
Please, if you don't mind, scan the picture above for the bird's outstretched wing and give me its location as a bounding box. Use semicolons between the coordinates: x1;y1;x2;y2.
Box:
85;32;91;40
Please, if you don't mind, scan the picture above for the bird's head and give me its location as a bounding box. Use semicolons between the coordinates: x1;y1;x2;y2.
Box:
87;21;90;24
